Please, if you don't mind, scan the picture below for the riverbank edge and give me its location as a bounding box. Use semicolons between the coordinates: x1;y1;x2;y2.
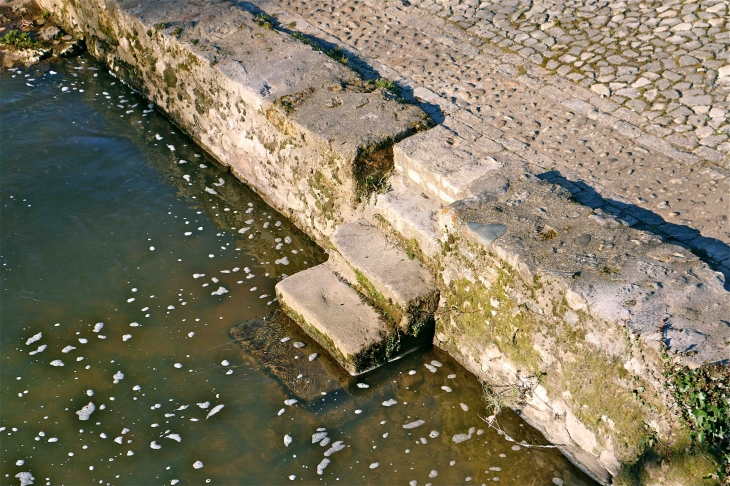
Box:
30;0;728;484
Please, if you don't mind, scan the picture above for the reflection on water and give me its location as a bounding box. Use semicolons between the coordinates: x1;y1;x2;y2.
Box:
0;57;594;485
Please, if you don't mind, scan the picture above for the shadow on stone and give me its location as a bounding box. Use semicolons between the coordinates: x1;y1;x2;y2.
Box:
237;2;444;124
538;170;730;291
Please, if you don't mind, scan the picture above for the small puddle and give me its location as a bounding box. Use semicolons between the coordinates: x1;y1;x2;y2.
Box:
0;56;594;485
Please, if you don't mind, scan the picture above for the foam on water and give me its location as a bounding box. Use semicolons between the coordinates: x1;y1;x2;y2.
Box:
76;402;95;421
206;404;224;419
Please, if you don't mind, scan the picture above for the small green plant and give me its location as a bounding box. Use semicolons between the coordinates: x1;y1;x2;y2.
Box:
0;30;41;49
171;27;182;37
154;22;167;31
290;31;349;66
375;77;396;92
287;21;297;29
255;13;275;30
41;9;51;19
664;359;730;480
191;38;199;45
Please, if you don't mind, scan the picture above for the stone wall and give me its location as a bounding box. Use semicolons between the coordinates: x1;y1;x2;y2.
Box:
36;0;427;243
37;0;729;483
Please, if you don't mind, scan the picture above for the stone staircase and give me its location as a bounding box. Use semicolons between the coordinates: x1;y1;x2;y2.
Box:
276;217;440;375
274;123;498;375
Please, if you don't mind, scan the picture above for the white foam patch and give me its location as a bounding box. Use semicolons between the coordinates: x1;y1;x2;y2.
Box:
284;399;297;406
211;287;228;296
324;441;345;457
308;353;318;361
205;187;217;195
62;345;76;353
312;432;328;444
278;408;285;416
93;323;104;333
29;345;46;355
15;472;34;486
424;364;437;373
284;434;292;447
382;399;397;407
25;332;42;345
356;383;369;388
113;371;125;384
50;360;64;367
460;403;469;411
429;430;440;438
441;386;452;392
150;441;162;449
402;420;425;429
316;458;330;475
193;461;204;469
76;402;95;421
369;462;379;469
193;274;205;279
123;334;132;341
206;404;224;420
165;434;182;442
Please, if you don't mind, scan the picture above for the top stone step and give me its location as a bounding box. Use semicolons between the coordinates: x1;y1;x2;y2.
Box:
330;220;438;335
394;126;503;204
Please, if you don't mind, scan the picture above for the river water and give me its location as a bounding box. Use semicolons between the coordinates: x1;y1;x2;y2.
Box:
0;56;594;485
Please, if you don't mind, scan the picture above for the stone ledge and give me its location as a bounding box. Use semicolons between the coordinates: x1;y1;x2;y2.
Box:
39;0;429;243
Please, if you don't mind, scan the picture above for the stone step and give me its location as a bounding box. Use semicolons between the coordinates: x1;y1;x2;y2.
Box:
371;174;444;260
330;220;439;336
275;263;393;375
393;125;503;204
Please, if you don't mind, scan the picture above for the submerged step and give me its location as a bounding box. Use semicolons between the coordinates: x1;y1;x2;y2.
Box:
330;220;438;335
275;263;393;375
394;126;502;204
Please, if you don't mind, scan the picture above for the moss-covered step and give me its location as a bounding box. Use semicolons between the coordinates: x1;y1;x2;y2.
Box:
330;219;439;336
275;263;394;375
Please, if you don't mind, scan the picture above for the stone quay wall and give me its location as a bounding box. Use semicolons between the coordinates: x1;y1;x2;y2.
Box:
37;0;729;483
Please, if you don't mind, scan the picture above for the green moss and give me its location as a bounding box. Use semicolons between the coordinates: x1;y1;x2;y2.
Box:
354;269;402;327
163;67;177;88
615;431;723;486
444;272;542;376
0;30;42;49
309;170;337;222
442;248;672;463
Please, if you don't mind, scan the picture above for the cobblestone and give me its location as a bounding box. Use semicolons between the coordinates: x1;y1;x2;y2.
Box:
249;0;729;278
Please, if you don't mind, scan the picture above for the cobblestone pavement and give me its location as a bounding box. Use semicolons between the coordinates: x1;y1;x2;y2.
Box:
418;0;730;159
248;0;730;276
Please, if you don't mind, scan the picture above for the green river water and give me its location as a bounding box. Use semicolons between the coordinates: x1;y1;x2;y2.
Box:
0;56;594;486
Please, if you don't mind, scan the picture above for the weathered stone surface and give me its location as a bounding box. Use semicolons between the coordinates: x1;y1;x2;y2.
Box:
394;126;502;204
372;175;443;259
330;219;438;334
37;0;428;243
275;264;390;375
41;0;730;482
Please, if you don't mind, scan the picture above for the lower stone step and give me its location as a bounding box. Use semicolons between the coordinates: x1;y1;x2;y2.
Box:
275;263;395;375
330;220;439;336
